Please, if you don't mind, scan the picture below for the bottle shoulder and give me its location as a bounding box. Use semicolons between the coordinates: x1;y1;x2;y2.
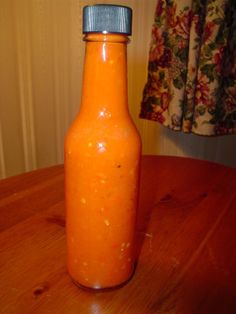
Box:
65;114;141;153
66;114;140;138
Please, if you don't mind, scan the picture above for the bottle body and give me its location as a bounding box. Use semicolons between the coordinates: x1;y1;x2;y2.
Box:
65;34;141;289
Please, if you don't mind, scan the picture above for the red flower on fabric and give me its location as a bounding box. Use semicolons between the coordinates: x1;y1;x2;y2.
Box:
195;74;210;106
152;111;166;124
225;96;235;113
166;3;177;28
149;28;165;62
173;10;192;40
147;74;162;95
161;92;169;109
213;47;224;73
203;21;215;42
156;0;164;16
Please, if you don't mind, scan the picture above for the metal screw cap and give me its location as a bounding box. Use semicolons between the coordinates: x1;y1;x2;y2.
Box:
83;4;132;35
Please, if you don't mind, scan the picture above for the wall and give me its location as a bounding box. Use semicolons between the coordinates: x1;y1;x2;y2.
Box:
0;0;235;179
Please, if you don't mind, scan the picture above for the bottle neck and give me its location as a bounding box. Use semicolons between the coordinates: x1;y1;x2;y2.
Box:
80;33;129;118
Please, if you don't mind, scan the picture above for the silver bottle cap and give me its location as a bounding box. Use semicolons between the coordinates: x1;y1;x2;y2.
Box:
83;4;132;35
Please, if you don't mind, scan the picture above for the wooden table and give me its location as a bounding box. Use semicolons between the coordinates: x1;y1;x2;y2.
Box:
0;156;236;314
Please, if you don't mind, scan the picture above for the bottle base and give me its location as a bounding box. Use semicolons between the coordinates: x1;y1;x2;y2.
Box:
70;263;136;292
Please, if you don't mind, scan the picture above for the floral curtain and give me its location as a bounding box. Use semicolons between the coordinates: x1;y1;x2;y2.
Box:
140;0;236;136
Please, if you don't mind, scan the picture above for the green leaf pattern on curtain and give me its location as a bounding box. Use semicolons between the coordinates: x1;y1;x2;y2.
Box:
140;0;236;136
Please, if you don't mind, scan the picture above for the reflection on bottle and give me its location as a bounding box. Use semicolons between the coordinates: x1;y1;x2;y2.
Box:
98;108;112;119
102;43;107;62
97;142;106;153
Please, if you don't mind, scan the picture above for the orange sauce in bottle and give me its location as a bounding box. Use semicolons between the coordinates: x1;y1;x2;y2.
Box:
64;6;141;290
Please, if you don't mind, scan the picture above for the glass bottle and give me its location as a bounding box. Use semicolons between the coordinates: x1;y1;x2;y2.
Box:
64;4;141;290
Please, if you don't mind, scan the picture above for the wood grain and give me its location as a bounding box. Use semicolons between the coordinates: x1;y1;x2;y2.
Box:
0;156;236;314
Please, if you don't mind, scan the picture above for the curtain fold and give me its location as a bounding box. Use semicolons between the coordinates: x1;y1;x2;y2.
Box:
140;0;236;136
